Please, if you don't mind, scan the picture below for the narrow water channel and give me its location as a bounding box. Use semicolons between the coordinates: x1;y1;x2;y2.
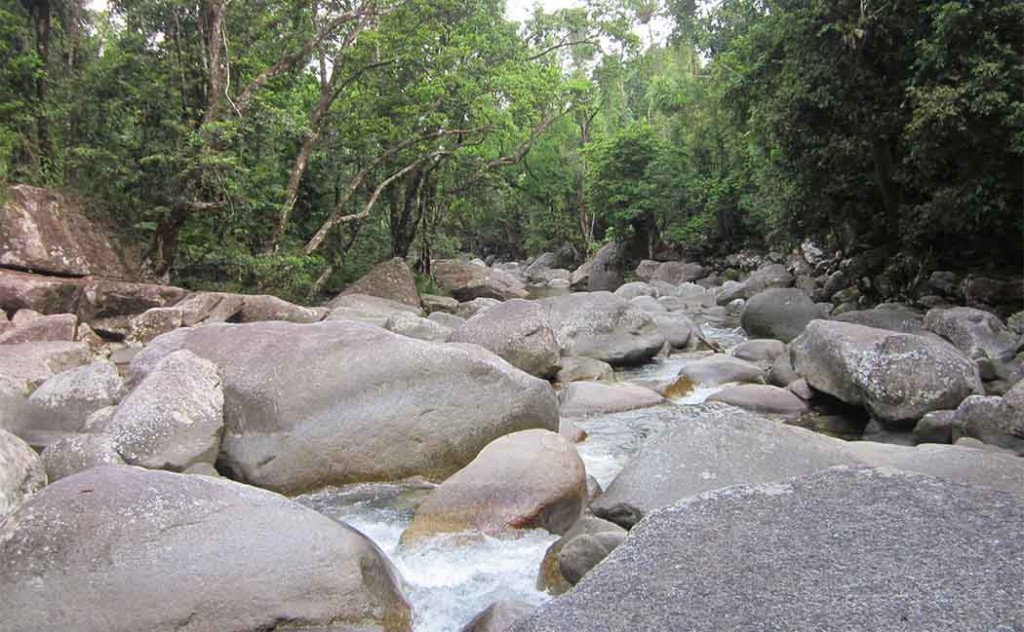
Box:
294;323;746;631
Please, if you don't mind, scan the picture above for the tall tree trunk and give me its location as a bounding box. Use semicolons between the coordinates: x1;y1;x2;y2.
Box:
152;204;190;279
34;0;52;169
203;0;227;126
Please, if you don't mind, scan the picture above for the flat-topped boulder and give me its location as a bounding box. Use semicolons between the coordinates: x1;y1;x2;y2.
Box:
326;292;423;327
590;405;856;523
129;321;558;493
433;259;528;301
538;292;665;366
791;320;982;425
559;382;665;417
0;466;411;632
511;467;1024;632
338;257;421;307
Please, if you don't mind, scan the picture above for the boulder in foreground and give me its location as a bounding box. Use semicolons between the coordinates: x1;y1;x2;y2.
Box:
512;467;1024;632
0;466;411;632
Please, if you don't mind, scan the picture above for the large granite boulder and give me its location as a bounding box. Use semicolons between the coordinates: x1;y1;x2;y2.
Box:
676;355;765;388
569;260;593;291
716;264;794;305
0;466;411;632
40;433;125;481
401;429;586;543
706;384;809;415
326;293;422;327
385;311;452;342
740;288;826;343
613;282;658;300
450;299;561;378
844;441;1024;494
0;341;93;432
108;350;224;472
236;294;326;323
835;304;926;334
923;306;1021;378
339;257;421;307
14;362;124;444
538;292;665;366
434;259;528;301
589;405;856;524
950;394;1024;455
587;242;624;292
129;321;558;493
511;467;1024;632
650;261;705;285
0;428;46;520
0;184;133;278
791;320;982;425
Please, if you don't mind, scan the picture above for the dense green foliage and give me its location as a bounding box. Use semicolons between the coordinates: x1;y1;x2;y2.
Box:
2;0;1019;300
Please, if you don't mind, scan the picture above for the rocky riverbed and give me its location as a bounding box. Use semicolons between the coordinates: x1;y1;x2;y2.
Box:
1;212;1023;631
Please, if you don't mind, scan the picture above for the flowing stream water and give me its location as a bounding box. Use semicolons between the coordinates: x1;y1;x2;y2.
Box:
294;323;746;632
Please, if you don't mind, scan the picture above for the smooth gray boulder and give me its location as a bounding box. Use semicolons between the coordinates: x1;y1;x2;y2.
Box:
129;321;558;493
650;261;705;285
0;341;93;433
0;466;411;632
339;257;420;307
791;320;982;425
450;300;561;378
613;282;658;300
716;264;794;305
422;293;459;314
402;429;586;543
706;384;810;415
326;293;422;327
844;442;1024;494
835;304;926;334
634;260;661;282
0;428;46;520
555;357;614;383
428;311;466;329
951;394;1024;455
587;242;624;292
385;311;452;342
40;433;125;481
511;467;1024;632
740;288;825;343
730;338;786;370
559;382;665;417
676;354;765;388
456;297;502;319
590;405;857;522
107;350;224;472
558;531;627;586
651;312;697;349
913;410;955;444
434;259;528;301
462;600;536;632
539;292;665;366
537;516;626;595
14;362;124;444
629;295;665;314
236;294;326;324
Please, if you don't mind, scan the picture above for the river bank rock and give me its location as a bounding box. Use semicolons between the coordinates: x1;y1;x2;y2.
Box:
130;321;558;493
589;405;856;525
676;354;765;388
716;264;794;305
511;467;1024;632
729;339;786;370
587;242;624;292
924;306;1021;379
13;361;124;445
1;184;134;279
434;259;527;301
0;428;46;520
402;430;586;543
706;384;809;415
834;303;926;334
326;293;423;327
537;516;626;595
950;392;1024;455
0;341;93;432
555;357;614;383
559;382;665;417
651;261;706;286
40;433;124;481
108;350;224;472
740;288;826;343
385;311;452;342
339;257;420;307
422;293;459;314
539;292;664;366
0;466;412;632
791;320;982;425
450;300;561;378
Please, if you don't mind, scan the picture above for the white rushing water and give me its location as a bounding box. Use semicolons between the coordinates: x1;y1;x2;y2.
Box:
295;482;558;632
